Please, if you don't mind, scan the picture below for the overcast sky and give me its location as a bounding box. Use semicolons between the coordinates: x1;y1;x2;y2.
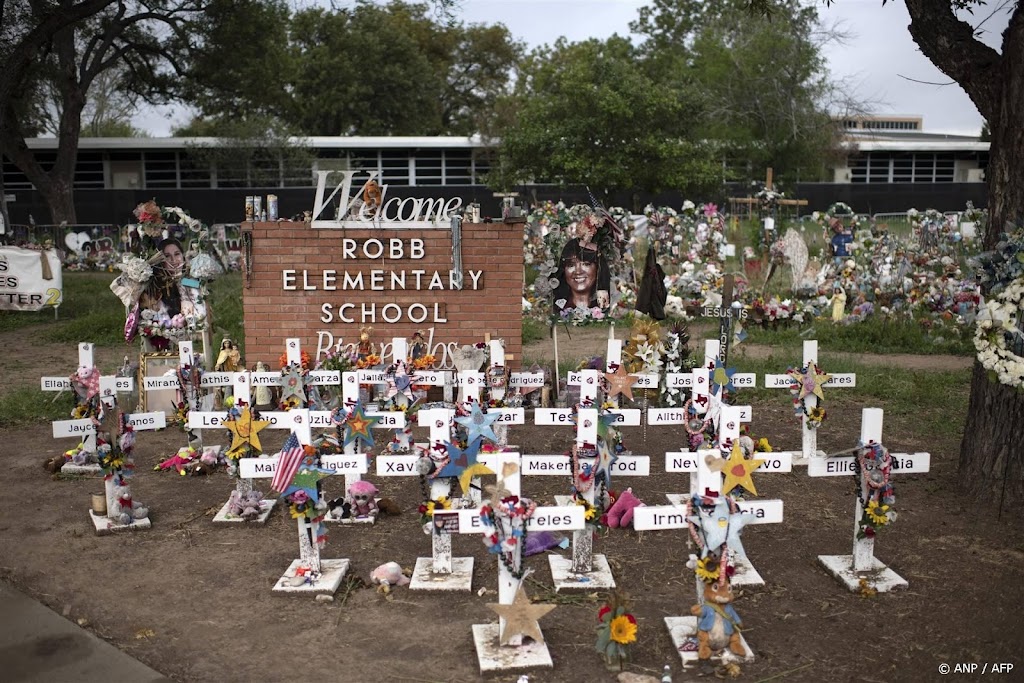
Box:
137;0;1007;136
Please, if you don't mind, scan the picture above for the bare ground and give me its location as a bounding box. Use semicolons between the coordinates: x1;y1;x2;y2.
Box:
0;321;1020;683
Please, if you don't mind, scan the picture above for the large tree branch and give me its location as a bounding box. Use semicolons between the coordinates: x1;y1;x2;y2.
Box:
903;0;1005;117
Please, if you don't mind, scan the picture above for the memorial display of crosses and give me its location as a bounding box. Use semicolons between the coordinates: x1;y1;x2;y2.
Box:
763;340;856;463
43;342;141;476
90;407;153;535
809;407;931;592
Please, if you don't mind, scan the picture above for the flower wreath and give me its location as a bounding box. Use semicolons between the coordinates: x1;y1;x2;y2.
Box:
787;362;829;429
853;442;895;539
974;277;1024;389
418;496;451;526
480;493;537;579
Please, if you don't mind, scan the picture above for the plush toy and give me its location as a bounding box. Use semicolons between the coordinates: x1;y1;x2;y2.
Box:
227;489;265;520
691;579;745;661
191;446;226;476
112;485;149;525
605;487;644;529
370;561;410;594
346;480;379;518
155;446;198;475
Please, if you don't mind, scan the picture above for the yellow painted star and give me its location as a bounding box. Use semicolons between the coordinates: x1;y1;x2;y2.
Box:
721;441;766;496
788;361;831;401
225;407;270;456
486;585;556;645
604;364;638;401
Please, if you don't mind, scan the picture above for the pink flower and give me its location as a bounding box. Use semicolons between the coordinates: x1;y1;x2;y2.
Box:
703;203;718;217
591;307;605;319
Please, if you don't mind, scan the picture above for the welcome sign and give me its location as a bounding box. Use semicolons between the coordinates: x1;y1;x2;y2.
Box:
241;180;524;367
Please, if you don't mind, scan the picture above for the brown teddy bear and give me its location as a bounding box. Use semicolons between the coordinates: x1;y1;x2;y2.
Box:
690;578;746;660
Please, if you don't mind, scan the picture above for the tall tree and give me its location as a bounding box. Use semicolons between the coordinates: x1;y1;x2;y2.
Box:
179;1;522;137
496;36;721;204
634;0;847;185
753;0;1022;507
0;1;204;224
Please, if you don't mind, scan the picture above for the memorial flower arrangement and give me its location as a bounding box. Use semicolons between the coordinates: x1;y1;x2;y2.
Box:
315;346;356;373
974;277;1024;388
279;350;312;371
854;442;896;539
787;362;831;429
418;496;451;526
595;593;637;670
480;493;537;579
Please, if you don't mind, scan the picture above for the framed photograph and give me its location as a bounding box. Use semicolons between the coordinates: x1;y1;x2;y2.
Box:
140;352;180;414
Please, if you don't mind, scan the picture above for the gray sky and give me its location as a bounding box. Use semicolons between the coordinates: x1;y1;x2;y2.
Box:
137;0;1006;136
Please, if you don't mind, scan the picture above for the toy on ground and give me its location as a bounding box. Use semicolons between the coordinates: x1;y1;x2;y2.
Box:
691;578;745;661
605;488;645;528
111;485;149;525
370;561;410;593
346;480;379;518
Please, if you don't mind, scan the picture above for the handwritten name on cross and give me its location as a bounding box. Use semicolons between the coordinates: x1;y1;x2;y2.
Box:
809;407;930;592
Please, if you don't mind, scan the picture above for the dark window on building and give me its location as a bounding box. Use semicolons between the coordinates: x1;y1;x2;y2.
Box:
849;156;868;183
381;150;409;185
414;152;443;186
446;150;473;184
179;152;211;188
144;151;178;189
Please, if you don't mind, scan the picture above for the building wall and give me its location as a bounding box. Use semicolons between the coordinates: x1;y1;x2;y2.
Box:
240;219;524;370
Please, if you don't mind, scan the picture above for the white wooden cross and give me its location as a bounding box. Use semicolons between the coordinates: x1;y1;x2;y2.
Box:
450;454;584;672
89;411;155;536
44;342;157;476
810;407;930;592
763;340;857;463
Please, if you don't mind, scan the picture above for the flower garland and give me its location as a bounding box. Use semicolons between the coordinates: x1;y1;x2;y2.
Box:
479;494;537;579
974;278;1024;388
595;593;637;669
853;442;896;539
418;496;451;526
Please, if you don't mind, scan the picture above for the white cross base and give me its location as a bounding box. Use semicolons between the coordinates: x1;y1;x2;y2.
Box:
89;510;152;536
472;624;553;673
664;616;754;669
810;407;929;592
272;558;349;595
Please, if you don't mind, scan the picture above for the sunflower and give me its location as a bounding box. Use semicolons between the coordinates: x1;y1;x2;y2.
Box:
865;500;891;525
756;437;773;453
609;615;637;644
695;556;720;582
809;406;826;422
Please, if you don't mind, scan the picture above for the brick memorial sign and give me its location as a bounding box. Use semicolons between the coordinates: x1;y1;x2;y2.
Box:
241;178;524;367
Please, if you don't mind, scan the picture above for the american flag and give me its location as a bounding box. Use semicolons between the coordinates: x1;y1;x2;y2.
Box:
585;186;623;249
271;432;305;494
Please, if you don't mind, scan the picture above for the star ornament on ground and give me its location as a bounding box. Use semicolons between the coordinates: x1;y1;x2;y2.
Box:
788;361;831;401
225;406;270;456
454;402;500;444
487;585;556;645
721;442;766;496
604;364;638;401
342;402;380;449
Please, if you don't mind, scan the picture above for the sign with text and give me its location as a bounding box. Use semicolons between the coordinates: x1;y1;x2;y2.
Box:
0;247;62;311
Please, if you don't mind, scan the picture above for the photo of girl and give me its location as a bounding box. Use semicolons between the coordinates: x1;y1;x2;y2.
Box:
552;237;611;316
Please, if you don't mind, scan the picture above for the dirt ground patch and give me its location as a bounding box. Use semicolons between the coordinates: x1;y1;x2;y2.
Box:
0;325;1020;683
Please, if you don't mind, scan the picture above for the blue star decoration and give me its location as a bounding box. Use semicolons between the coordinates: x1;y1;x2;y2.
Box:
341;401;380;450
436;437;483;479
454;402;500;444
709;359;737;395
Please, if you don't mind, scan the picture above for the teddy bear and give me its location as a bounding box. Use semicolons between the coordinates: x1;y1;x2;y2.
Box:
112;485;149;525
691;578;746;661
345;480;379;519
228;489;265;520
605;488;644;529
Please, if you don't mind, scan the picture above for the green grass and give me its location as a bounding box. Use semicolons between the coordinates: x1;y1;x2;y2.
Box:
207;272;245;356
733;354;971;440
0;388;73;427
741;315;974;356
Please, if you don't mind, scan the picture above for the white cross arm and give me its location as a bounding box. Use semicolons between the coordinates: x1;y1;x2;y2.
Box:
633;500;784;531
764;373;857;389
509;372;545;388
808;452;930;477
666;373;757;389
448;506;586;534
665;451;792;473
237;454;365;478
520;454;651;476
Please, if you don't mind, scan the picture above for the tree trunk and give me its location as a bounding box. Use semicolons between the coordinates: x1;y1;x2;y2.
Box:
954;9;1024;510
959;364;1024;511
42;178;77;225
